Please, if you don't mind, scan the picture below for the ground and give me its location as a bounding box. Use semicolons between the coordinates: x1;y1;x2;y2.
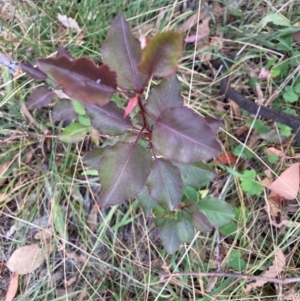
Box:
1;0;300;300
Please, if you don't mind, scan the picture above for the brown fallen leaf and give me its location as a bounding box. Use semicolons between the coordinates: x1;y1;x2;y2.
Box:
5;273;18;301
266;147;300;159
244;248;286;293
57;14;82;33
7;243;53;275
266;164;299;200
178;9;207;32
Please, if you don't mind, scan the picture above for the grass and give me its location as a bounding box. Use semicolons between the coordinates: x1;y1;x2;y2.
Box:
1;0;300;300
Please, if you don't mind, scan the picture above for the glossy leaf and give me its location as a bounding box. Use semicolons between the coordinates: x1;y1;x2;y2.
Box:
174;162;216;187
138;31;183;78
146;159;182;210
198;197;235;227
152;107;222;163
136;185;157;217
98;142;152;208
37;56;116;106
51;99;77;121
21;63;47;81
85;102;132;135
59;122;88;143
102;14;147;90
83;148;104;169
27;86;53;109
158;220;181;254
176;219;194;243
145;74;183;122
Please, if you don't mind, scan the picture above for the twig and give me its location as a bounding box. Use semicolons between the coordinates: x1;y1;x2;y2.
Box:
159;272;300;284
211;57;300;145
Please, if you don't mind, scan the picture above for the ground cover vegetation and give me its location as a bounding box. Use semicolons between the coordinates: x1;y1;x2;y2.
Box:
1;0;300;300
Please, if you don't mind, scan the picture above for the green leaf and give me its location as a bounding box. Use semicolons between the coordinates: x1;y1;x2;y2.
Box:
294;82;300;94
152;107;221;163
240;169;263;196
174;162;216;188
52;195;68;240
267;154;279;163
277;122;292;137
233;144;253;159
102;14;147;90
259;13;291;27
176;219;194;243
145;74;184;123
219;221;237;237
138;32;183;78
78;115;91;127
184;186;198;202
85;102;132;136
72;99;86;115
136;185;157;217
271;60;289;78
198;197;235;227
227;250;246;272
59;122;88;143
52;99;77;122
158;220;181;254
283;86;298;103
146;159;182;210
246;119;271;134
98;142;152;208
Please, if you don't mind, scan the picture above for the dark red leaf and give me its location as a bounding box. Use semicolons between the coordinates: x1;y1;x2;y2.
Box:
51;99;77;121
98;142;152;208
146;159;182;210
158;220;181;254
85;102;132;135
83;148;104;169
102;14;147;90
191;210;213;232
145;74;183;122
152;107;222;163
27;86;53;109
56;46;73;59
204;116;223;133
21;63;47;81
138;32;183;78
37;56;117;106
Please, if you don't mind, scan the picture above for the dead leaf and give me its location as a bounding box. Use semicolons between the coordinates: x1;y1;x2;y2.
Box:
34;226;54;240
213;152;238;165
57;14;81;33
244;248;286;293
266;147;300;159
269;219;300;228
178;9;207;32
5;273;18;301
87;203;98;232
7;243;53;275
230;99;241;117
266;164;299;200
